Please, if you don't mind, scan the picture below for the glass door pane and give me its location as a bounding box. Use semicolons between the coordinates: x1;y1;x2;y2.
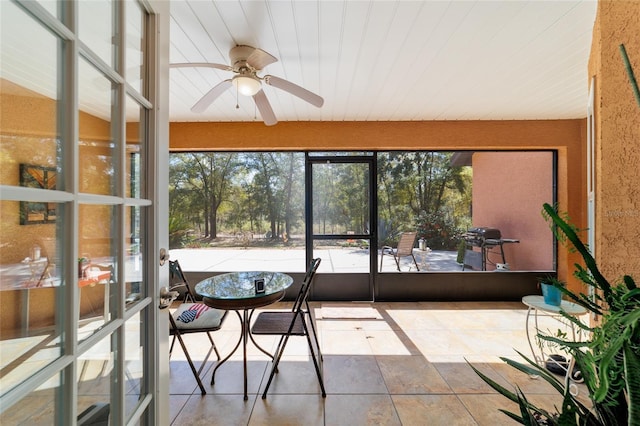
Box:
125;0;145;93
312;162;370;236
0;0;65;401
124;311;145;420
78;58;116;196
77;334;114;418
78;0;114;67
310;160;372;274
0;371;61;424
78;204;117;339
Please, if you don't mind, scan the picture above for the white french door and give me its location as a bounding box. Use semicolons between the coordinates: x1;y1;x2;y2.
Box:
586;77;596;307
0;1;170;424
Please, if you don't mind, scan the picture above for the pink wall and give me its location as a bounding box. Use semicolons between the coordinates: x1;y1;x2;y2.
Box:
472;152;554;271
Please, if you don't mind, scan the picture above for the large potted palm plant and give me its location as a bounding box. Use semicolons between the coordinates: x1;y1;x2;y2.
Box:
470;203;640;425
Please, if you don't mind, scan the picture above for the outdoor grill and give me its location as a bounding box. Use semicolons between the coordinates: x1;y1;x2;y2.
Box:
462;227;518;271
463;227;502;246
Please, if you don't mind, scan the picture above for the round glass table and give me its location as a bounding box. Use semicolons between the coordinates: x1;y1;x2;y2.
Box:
195;271;293;399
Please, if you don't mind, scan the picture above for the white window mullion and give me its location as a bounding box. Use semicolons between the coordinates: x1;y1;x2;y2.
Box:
59;0;80;423
0;186;73;202
145;2;170;421
113;0;127;424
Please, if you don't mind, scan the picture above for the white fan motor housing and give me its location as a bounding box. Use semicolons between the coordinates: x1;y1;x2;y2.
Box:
229;45;256;70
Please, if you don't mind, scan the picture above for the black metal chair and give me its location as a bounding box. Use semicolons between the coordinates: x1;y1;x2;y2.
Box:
168;259;228;395
250;258;325;399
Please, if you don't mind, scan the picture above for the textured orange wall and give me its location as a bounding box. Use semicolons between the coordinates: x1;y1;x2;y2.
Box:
0;79;113;264
589;1;640;283
1;80;59;264
0;81;117;334
171;120;583;152
472;152;554;271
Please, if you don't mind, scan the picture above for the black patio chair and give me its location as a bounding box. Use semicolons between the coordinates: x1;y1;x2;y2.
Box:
250;258;325;399
169;259;228;395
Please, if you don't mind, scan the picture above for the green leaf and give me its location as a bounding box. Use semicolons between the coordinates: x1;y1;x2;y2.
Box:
542;203;612;299
499;409;528;424
515;392;541;426
624;343;640;426
501;352;567;395
623;275;637;290
467;361;521;404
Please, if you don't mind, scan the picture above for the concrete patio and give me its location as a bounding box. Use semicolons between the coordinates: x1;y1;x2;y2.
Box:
169;248;461;274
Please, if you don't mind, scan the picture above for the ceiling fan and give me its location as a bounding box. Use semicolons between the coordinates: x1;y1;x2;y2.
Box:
170;45;324;126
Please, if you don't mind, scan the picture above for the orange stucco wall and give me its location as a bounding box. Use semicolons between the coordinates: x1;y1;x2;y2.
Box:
171;120;583;152
0;80;59;264
0;80;119;333
471;152;554;271
588;1;640;284
0;79;139;265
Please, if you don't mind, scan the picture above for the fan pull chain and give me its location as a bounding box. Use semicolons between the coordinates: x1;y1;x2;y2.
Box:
235;84;239;109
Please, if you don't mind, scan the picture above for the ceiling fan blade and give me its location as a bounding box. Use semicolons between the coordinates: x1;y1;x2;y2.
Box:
263;75;324;107
253;90;277;126
170;62;232;72
191;79;232;113
246;48;277;71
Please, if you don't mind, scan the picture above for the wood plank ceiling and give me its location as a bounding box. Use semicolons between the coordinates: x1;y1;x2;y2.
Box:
169;0;598;124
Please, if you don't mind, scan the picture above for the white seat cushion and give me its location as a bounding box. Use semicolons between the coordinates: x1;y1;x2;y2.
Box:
172;303;225;330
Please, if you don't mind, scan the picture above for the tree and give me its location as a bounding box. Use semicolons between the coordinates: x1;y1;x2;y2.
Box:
168;151;470;248
281;153;304;240
334;163;369;233
312;162;337;234
169;153;239;239
240;153;302;240
377;152;471;247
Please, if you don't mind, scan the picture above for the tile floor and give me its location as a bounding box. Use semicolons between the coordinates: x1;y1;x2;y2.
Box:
169;301;590;425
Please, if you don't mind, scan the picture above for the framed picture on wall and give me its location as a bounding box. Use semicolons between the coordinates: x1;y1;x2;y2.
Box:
20;164;57;225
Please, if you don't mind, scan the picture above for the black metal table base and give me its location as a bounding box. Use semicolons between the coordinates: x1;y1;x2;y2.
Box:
210;309;273;400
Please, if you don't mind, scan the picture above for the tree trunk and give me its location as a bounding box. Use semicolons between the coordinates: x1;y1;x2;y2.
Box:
284;154;294;238
209;194;217;238
203;202;209;237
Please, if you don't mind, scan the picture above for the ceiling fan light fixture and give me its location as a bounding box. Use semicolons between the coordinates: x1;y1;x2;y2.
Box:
232;75;261;96
173;45;323;125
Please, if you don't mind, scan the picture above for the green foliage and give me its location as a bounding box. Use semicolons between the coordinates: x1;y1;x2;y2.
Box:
619;44;640;108
377;219;397;248
471;202;640;425
469;350;600;425
377;152;472;242
312;160;369;235
414;210;462;250
456;239;466;264
170;153;305;241
537;274;567;291
168;216;191;249
245;153;305;240
170;151;473;248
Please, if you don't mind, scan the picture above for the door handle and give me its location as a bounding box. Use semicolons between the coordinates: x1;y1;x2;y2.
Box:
159;248;169;266
158;286;179;309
